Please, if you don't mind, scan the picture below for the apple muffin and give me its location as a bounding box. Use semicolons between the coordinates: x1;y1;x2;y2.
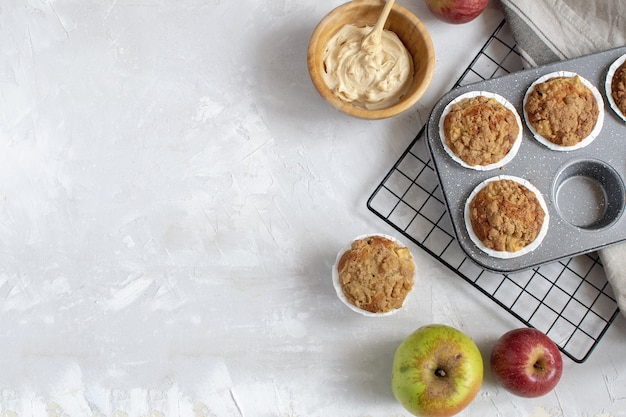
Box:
610;60;626;118
442;95;520;168
468;178;546;253
524;75;599;147
337;235;414;314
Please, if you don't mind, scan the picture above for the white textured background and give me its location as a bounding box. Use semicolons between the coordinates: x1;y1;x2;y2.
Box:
0;0;624;416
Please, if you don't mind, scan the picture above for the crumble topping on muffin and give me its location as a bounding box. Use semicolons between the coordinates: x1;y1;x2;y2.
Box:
337;235;414;313
610;60;626;118
443;95;520;167
524;76;599;147
468;179;546;253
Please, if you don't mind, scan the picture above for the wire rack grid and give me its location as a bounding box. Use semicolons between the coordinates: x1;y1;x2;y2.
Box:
367;20;620;363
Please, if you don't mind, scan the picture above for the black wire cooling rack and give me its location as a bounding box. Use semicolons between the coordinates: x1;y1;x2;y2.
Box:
367;20;620;363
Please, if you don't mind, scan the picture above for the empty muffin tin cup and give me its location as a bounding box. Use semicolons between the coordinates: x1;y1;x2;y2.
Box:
553;158;625;230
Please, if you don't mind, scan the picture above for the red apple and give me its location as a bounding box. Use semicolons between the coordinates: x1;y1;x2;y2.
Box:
490;328;563;398
424;0;489;24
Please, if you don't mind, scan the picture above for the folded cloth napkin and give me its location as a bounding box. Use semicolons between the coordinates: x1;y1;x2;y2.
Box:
499;0;626;317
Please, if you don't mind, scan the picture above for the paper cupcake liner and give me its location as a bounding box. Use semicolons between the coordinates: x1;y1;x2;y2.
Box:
605;54;626;123
523;71;605;151
332;233;415;317
438;91;523;171
464;175;550;259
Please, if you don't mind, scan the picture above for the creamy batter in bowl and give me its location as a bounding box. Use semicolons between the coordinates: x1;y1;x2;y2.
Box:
308;0;435;119
322;24;414;110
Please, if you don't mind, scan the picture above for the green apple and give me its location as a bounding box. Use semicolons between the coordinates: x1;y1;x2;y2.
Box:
391;324;483;417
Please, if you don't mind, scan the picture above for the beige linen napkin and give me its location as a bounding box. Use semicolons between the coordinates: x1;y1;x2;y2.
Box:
499;0;626;316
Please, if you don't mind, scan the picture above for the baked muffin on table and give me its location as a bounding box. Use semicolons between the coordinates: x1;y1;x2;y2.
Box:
524;74;601;148
467;177;547;256
335;235;414;315
441;93;521;170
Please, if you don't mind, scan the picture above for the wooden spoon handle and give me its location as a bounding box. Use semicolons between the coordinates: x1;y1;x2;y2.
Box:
367;0;395;44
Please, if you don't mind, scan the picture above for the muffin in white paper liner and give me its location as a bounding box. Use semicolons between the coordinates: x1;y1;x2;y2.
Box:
523;71;604;151
464;175;550;259
438;91;523;171
605;54;626;122
332;234;415;317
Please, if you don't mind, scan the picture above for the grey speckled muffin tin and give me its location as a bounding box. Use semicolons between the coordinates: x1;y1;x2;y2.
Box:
427;46;626;273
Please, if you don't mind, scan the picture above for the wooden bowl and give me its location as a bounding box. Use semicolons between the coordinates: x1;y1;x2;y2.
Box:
307;0;435;119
